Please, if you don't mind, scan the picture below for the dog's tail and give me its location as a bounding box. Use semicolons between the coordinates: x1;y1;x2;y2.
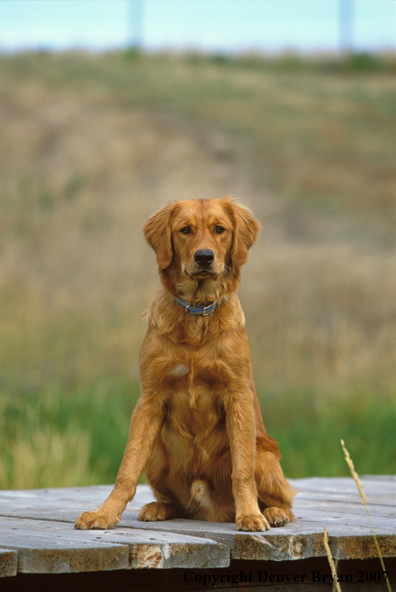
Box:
189;480;212;509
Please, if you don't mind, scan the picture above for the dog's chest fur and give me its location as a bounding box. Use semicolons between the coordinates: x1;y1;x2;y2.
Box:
141;290;251;460
162;367;228;467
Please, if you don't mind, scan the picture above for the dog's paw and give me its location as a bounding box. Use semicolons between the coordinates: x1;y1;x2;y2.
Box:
74;510;120;530
263;506;290;527
138;501;178;521
236;513;270;532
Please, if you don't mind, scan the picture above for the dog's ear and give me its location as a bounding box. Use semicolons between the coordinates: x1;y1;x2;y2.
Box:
225;199;260;266
143;203;175;269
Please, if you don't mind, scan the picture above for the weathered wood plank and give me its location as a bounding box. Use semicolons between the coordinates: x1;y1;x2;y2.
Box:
1;477;393;511
0;517;129;574
296;491;395;507
0;477;394;574
112;514;396;561
291;476;396;492
3;504;393;533
0;516;229;573
0;478;393;522
292;508;394;529
231;530;396;562
294;499;395;517
297;475;396;488
0;547;17;578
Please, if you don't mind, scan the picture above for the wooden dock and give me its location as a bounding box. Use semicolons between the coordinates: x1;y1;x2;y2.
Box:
0;476;395;591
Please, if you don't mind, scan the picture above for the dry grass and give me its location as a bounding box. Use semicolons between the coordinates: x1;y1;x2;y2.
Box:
341;440;393;592
0;51;395;395
323;527;342;592
321;441;394;592
1;52;394;489
0;388;93;488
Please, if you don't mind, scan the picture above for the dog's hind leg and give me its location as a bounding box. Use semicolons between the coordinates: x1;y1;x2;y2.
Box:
138;500;183;521
255;445;296;527
139;470;187;522
253;395;295;527
139;481;221;522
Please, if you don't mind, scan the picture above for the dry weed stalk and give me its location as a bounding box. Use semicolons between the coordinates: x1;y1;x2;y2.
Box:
341;439;392;592
323;527;342;592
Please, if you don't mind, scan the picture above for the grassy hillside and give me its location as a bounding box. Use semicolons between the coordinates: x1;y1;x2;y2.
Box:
0;51;395;487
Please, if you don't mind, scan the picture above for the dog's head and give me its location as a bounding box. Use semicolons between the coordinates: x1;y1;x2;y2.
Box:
144;198;259;295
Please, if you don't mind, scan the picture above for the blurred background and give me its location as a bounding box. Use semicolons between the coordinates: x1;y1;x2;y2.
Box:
0;0;395;489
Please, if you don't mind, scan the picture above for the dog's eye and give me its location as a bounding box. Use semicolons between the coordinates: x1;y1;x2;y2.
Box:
215;226;225;234
180;226;190;235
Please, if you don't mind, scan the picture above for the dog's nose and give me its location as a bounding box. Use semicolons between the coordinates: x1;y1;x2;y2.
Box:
194;249;214;266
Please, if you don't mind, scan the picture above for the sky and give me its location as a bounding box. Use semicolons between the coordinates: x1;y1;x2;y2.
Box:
0;0;395;54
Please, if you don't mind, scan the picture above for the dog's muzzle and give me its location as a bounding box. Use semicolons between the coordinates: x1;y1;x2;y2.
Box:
194;249;215;267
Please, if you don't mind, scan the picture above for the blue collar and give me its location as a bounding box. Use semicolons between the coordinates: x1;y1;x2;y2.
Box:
174;296;217;316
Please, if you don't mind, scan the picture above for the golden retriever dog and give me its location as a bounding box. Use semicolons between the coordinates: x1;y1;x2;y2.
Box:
75;198;294;532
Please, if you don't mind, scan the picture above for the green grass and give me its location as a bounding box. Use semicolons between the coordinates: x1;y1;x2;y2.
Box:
0;50;395;488
260;388;396;478
1;380;394;489
0;379;140;489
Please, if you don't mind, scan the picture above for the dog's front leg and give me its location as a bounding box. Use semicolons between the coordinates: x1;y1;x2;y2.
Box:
225;388;270;531
75;394;165;530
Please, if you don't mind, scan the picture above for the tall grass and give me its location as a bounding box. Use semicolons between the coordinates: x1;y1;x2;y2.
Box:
0;380;140;489
260;388;395;478
323;527;342;592
341;440;393;592
0;52;395;487
0;381;394;489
